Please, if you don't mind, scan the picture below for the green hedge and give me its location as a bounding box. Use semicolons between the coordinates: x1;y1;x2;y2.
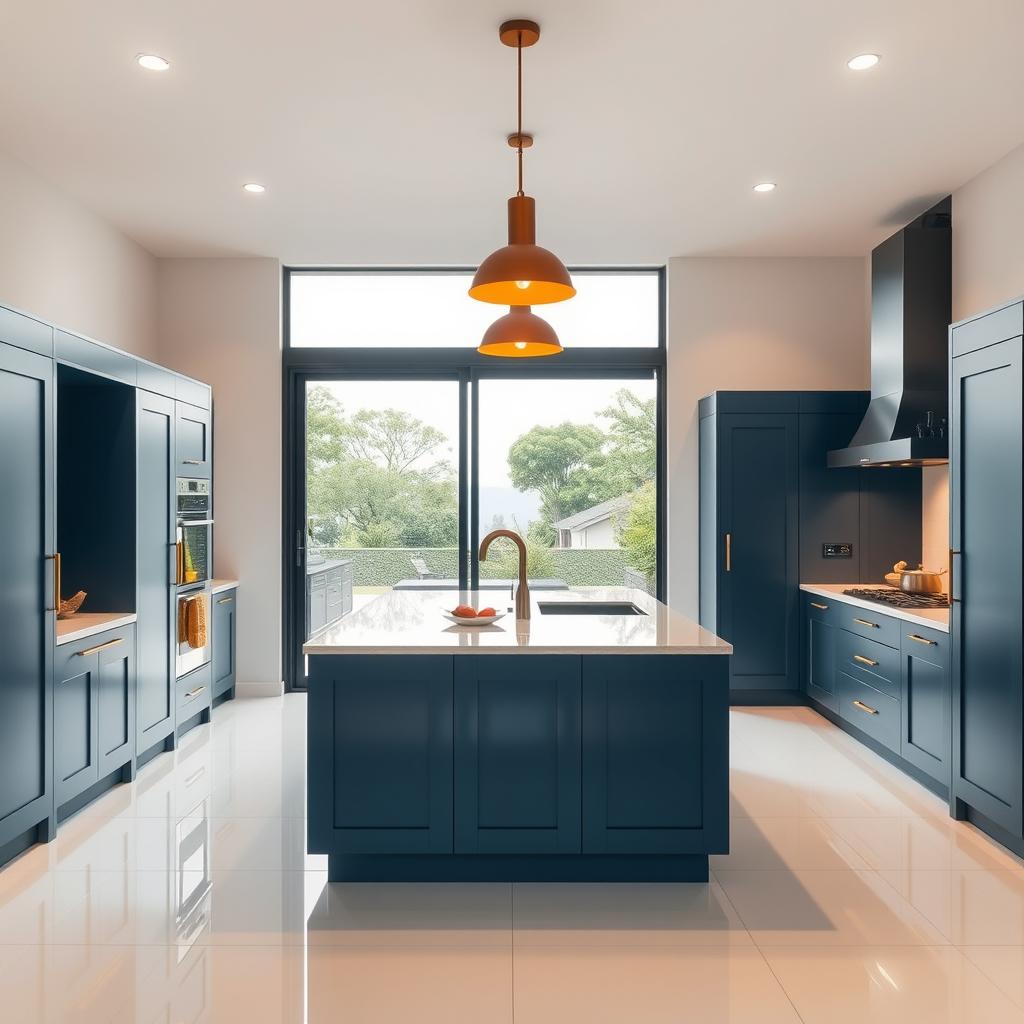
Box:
315;547;636;588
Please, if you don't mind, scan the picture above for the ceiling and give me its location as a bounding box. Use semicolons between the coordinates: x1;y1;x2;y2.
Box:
3;0;1023;264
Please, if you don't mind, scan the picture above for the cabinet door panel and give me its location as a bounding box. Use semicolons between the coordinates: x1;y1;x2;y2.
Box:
97;632;135;776
951;337;1023;834
0;343;54;846
212;591;236;698
583;656;728;854
176;402;211;478
54;651;98;806
455;656;580;854
307;655;453;854
901;626;949;785
807;616;838;711
137;391;176;753
718;414;799;691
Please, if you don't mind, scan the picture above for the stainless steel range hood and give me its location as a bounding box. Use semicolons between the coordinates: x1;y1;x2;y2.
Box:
828;197;951;468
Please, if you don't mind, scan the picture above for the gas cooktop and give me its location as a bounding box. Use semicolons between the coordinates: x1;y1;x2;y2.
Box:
841;587;950;609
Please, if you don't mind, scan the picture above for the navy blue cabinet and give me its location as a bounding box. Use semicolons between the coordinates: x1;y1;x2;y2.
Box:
804;596;839;711
307;654;453;855
136;390;177;755
175;402;212;479
950;311;1023;843
582;655;728;854
454;656;581;854
54;625;136;809
212;589;237;699
0;341;55;858
901;624;950;785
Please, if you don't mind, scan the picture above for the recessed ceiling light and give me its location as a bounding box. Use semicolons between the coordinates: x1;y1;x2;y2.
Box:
136;53;170;72
242;182;266;194
753;182;776;193
847;53;880;71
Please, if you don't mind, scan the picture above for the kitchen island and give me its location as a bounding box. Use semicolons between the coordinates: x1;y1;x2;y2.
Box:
304;587;732;882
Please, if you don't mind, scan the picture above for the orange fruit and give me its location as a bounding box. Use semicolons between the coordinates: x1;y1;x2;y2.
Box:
452;604;477;618
478;607;497;617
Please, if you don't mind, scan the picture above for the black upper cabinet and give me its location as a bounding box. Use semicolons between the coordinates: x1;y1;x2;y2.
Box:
950;308;1023;840
175;402;212;479
137;390;177;755
0;342;55;851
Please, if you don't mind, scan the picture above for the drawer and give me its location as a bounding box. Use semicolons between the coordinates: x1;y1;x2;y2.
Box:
836;630;901;699
805;593;839;625
838;604;900;648
900;623;949;662
837;672;900;754
309;572;327;590
177;664;212;720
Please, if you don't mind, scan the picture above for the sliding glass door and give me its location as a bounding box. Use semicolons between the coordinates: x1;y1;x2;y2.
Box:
282;267;665;691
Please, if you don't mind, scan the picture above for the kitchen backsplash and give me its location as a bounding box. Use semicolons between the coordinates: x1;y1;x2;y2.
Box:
922;465;950;576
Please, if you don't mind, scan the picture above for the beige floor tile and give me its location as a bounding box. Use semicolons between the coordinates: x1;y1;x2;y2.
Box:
710;816;869;871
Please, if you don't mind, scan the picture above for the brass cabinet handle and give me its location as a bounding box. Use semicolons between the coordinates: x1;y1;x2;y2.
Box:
949;548;959;603
725;533;732;572
45;552;61;612
217;596;233;605
853;654;879;667
906;633;936;646
184;685;206;700
175;540;184;586
810;601;829;611
853;617;879;628
852;699;878;715
77;637;124;657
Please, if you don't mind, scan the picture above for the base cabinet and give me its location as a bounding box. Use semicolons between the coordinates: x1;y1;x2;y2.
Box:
901;624;950;785
212;588;237;698
54;624;136;810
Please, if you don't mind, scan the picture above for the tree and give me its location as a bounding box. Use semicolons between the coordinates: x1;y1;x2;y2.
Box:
507;423;613;532
617;480;656;581
601;389;656;492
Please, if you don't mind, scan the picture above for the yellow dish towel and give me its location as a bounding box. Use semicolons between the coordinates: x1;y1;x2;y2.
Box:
185;595;208;649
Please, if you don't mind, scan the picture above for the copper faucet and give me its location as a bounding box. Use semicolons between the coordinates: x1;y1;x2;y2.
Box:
479;529;531;620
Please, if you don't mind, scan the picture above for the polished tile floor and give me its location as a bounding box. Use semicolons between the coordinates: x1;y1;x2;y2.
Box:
2;698;1023;1022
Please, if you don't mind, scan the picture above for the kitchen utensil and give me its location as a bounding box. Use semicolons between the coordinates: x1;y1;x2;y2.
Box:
893;561;947;594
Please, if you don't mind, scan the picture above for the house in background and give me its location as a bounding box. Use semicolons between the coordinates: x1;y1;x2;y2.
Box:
553;494;632;548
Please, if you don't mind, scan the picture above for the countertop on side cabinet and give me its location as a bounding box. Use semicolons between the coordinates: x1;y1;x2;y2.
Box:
305;559;351;576
210;578;239;594
56;612;137;646
304;587;732;656
800;584;950;633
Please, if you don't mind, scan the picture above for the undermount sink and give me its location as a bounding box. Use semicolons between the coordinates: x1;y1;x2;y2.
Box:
537;601;647;616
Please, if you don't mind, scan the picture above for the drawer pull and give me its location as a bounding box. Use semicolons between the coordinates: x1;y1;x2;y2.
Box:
853;654;879;667
724;533;732;572
184;685;206;700
184;767;206;787
182;459;206;465
810;601;829;611
852;699;879;715
853;617;879;628
906;633;936;646
77;637;124;657
217;596;234;605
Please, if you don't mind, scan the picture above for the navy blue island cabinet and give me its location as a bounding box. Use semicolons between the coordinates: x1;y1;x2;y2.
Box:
307;645;729;882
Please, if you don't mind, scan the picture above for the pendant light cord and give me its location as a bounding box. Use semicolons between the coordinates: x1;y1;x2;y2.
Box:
516;31;524;197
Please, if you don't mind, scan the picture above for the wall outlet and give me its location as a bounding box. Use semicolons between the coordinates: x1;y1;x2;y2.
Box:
823;542;853;558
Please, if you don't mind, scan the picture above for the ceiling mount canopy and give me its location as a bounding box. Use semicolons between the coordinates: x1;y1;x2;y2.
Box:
470;19;576;311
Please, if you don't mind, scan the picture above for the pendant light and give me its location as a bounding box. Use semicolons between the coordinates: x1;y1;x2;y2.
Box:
470;20;575;308
478;305;563;358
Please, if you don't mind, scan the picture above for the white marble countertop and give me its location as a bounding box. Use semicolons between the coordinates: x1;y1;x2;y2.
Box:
800;584;950;633
210;578;239;595
304;587;732;656
57;612;137;646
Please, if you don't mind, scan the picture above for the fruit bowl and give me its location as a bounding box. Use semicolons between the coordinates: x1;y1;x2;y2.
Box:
443;604;506;626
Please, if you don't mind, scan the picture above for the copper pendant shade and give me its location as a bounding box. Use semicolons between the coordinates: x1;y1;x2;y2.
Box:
470;20;575;317
477;305;563;358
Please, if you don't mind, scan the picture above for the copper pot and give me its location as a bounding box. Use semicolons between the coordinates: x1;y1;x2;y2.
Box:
892;561;947;594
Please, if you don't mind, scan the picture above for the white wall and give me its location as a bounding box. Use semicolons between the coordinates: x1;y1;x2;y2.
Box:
0;150;157;358
666;257;869;617
157;258;283;695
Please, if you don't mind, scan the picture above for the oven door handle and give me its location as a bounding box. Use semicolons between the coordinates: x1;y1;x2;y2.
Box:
178;519;215;527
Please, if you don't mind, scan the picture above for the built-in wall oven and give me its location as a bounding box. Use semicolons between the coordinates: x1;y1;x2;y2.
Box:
176;478;213;678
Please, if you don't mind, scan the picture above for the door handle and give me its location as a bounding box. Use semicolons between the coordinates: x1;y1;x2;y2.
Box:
724;533;731;573
852;699;878;715
906;633;936;646
217;596;233;605
296;529;305;568
810;601;829;611
853;617;879;628
77;637;124;657
175;541;184;586
184;685;206;700
182;459;206;465
853;654;879;667
45;552;61;612
949;548;960;603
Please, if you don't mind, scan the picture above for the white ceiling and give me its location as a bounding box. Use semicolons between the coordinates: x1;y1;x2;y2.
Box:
3;0;1023;264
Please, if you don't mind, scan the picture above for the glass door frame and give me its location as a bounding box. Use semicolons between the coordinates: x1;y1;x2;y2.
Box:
282;267;667;692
